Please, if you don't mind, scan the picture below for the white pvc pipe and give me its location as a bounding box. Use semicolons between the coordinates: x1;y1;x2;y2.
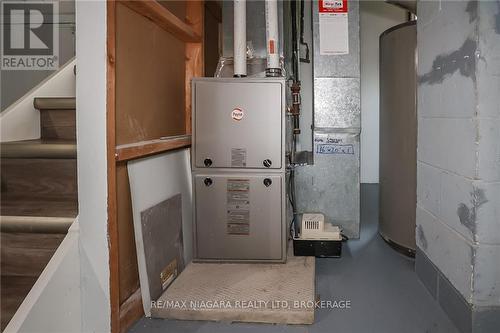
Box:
233;0;247;77
265;0;280;75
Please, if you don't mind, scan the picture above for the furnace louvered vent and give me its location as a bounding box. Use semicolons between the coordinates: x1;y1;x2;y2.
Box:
301;213;325;239
304;219;321;231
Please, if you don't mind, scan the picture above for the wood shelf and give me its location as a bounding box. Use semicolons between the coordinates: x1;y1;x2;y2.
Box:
115;135;191;162
120;1;202;43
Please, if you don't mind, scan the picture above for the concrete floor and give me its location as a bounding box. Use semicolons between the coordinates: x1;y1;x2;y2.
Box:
129;184;458;333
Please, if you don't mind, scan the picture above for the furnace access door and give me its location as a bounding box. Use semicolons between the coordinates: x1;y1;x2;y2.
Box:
192;78;285;170
194;173;285;261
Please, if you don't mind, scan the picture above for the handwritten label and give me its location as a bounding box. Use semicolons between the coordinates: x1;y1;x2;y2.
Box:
316;143;354;155
315;137;343;144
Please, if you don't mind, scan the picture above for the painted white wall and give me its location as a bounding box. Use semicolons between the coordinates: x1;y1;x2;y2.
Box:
0;59;76;142
4;221;81;333
360;1;407;183
75;1;110;332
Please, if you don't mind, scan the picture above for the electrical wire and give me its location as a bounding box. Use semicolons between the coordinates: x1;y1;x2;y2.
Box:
299;0;310;63
287;156;299;239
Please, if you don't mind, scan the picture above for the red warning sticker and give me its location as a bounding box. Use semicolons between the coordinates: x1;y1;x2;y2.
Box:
319;0;348;13
269;40;276;54
318;0;349;55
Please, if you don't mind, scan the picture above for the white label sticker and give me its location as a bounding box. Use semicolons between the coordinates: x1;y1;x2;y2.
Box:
319;0;349;55
231;108;244;121
227;179;250;235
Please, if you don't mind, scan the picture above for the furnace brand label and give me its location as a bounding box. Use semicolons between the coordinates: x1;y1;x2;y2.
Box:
231;107;244;121
226;179;250;235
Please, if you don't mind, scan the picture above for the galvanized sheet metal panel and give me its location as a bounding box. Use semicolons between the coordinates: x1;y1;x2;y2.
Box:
314;78;360;129
141;194;184;302
296;1;361;238
312;0;360;78
296;131;360;238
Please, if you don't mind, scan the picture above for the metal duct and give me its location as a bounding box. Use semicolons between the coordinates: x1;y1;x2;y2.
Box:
295;0;361;238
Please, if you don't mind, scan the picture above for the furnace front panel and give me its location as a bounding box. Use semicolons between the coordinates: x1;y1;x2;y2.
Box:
192;78;287;262
193;80;284;170
194;173;285;261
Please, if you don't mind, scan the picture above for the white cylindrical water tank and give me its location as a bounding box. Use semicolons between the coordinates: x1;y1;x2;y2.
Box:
379;21;417;256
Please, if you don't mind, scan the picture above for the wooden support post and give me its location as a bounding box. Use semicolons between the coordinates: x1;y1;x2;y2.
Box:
106;1;120;333
185;1;204;134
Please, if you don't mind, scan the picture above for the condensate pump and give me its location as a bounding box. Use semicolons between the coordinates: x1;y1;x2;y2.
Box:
293;213;343;257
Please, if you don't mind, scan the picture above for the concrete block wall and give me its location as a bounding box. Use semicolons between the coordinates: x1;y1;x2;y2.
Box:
416;1;500;332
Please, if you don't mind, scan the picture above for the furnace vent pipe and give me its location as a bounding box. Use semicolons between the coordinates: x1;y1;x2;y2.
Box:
233;0;247;77
265;0;281;77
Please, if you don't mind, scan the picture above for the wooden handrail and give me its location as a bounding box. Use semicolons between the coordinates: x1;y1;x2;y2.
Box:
120;1;202;43
115;135;191;162
0;216;74;234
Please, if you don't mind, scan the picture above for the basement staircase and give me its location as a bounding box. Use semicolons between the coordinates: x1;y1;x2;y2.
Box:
0;97;77;330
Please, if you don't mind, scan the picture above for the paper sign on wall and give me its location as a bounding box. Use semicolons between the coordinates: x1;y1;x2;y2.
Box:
319;0;349;55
